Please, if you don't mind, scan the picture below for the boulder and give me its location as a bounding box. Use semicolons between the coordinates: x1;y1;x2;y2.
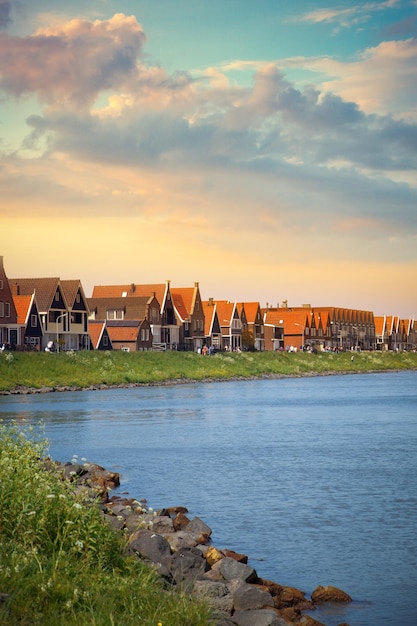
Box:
231;608;287;626
260;579;314;610
170;546;209;588
233;583;275;611
205;546;225;566
126;529;172;568
193;579;234;613
173;511;191;530
212;557;258;583
311;585;352;604
224;548;248;563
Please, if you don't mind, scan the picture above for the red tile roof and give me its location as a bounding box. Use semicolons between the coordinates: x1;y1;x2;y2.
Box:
12;294;33;325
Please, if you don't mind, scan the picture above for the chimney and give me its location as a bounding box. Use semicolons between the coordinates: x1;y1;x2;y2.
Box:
281;300;288;309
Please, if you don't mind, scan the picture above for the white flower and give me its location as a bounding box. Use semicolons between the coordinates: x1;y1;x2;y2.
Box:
73;503;82;510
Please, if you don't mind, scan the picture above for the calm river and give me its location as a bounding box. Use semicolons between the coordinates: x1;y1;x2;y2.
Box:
1;371;416;626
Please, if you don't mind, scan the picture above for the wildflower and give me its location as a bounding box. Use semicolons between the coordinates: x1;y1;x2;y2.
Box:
27;510;36;516
65;520;74;525
73;503;82;510
46;494;55;499
74;540;84;549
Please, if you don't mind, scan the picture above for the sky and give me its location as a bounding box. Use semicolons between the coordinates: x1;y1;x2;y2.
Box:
1;0;416;317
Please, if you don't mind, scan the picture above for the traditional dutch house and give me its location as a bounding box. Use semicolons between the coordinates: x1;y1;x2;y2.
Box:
12;292;43;350
238;302;264;351
88;321;113;351
211;300;242;351
171;283;205;352
9;277;90;351
262;308;284;351
202;299;222;350
91;282;178;349
262;307;310;351
0;256;19;348
61;280;90;351
105;319;152;352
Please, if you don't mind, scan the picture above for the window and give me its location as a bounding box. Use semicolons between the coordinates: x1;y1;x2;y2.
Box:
141;328;150;342
5;303;10;317
76;293;80;303
0;302;4;317
107;309;124;320
103;336;108;347
0;280;3;289
31;314;37;327
55;292;60;301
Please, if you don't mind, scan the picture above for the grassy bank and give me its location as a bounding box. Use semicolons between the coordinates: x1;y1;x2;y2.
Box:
0;421;213;626
0;350;416;393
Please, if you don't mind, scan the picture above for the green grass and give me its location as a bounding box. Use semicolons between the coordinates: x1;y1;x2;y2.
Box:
0;421;213;626
0;350;416;393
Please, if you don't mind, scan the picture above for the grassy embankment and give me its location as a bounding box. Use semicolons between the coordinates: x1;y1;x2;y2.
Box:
0;349;416;393
0;421;213;626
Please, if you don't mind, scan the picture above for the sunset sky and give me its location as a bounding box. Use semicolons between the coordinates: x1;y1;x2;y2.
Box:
1;0;416;317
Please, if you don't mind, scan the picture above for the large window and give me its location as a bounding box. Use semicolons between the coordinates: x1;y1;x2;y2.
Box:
107;310;124;320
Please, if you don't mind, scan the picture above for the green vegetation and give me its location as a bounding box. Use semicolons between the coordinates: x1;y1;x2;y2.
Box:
0;349;416;393
0;421;213;625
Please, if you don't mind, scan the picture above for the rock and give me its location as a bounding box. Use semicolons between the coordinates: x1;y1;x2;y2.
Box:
205;546;225;566
260;579;314;610
193;579;234;613
170;546;209;588
127;529;172;568
233;583;275;611
311;585;352;604
224;548;248;563
164;530;203;552
173;511;191;530
185;516;212;544
212;557;258;583
230;608;286;626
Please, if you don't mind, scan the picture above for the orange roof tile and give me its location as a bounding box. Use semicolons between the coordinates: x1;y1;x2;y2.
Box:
12;294;33;325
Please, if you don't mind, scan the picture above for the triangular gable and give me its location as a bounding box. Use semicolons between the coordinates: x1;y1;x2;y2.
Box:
61;280;89;313
10;278;68;313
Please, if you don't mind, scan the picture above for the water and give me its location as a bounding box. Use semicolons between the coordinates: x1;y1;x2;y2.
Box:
1;371;416;626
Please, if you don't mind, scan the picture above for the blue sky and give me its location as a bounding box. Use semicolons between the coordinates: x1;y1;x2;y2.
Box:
1;0;416;316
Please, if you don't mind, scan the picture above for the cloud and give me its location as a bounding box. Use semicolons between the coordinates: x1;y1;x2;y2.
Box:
290;0;400;30
0;13;146;108
283;38;417;121
1;12;416;260
0;1;11;30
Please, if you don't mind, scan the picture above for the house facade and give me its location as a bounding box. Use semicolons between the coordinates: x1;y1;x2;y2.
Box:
212;300;242;350
91;282;178;349
202;299;222;350
238;302;264;351
0;256;19;348
13;293;43;350
88;321;113;350
172;283;205;351
9;277;90;351
106;320;153;352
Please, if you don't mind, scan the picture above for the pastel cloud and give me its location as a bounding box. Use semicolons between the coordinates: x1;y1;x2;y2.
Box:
0;11;416;316
292;0;400;30
0;13;146;107
0;1;11;29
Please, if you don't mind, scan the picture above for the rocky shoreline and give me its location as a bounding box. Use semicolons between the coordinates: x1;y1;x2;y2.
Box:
48;458;353;626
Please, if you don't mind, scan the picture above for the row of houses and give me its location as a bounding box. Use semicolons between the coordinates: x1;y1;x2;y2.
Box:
0;256;416;353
